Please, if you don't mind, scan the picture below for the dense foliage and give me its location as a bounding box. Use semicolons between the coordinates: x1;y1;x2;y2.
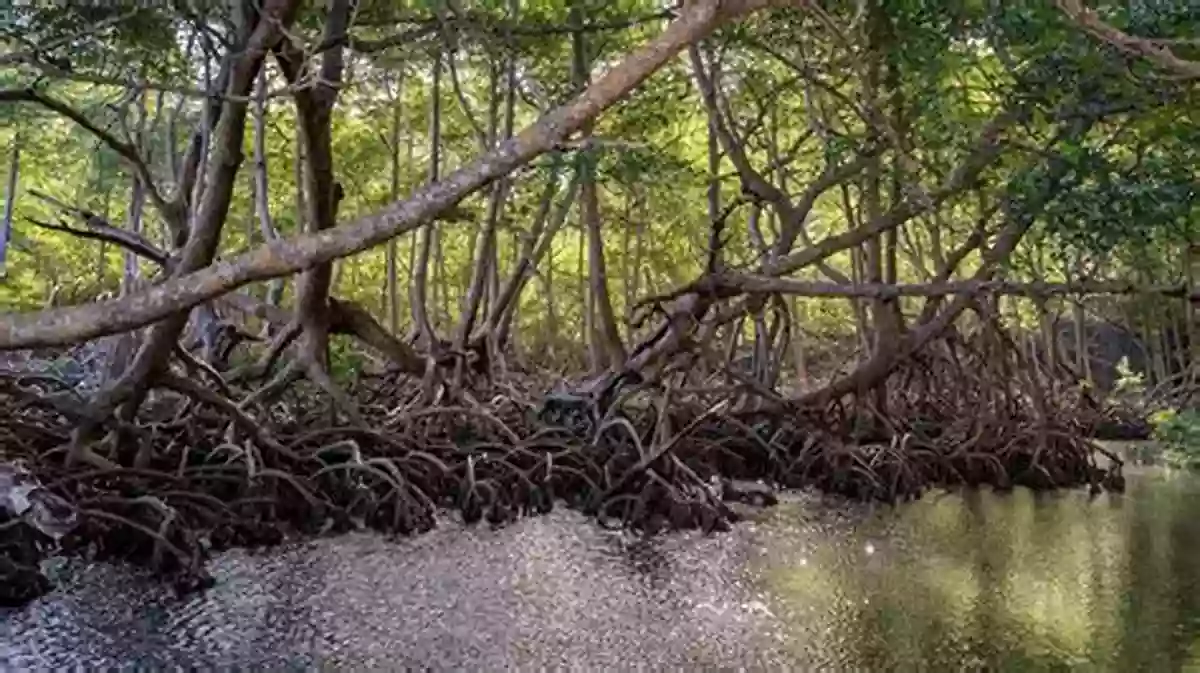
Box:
0;1;1192;351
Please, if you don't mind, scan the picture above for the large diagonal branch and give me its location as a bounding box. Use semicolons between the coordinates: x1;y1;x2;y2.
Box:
0;0;778;350
1056;0;1200;79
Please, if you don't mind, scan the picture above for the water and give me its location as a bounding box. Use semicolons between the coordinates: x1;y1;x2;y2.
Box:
4;462;1200;670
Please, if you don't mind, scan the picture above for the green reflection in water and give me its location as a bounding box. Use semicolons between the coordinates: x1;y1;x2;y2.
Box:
751;466;1200;671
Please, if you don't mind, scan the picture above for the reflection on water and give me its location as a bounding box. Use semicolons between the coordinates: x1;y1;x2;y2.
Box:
4;462;1200;670
755;467;1200;670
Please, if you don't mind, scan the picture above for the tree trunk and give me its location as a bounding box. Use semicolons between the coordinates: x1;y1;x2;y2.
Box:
411;48;442;350
454;9;517;366
1072;298;1090;385
69;0;297;466
790;297;809;387
0;137;19;278
493;161;579;349
705;64;722;270
253;66;283;311
572;1;626;370
579;220;595;366
862;0;889;411
95;157;112;288
1187;242;1199;381
121;178;146;295
386;72;404;335
279;0;358;420
629;190;647;324
883;36;906;339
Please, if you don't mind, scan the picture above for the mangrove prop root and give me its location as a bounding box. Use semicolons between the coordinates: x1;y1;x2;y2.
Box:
0;325;1130;607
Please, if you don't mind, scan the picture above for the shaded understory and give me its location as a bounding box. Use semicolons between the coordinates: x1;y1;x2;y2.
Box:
0;334;1130;608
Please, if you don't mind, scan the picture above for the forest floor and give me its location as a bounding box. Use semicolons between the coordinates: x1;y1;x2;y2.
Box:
0;338;1132;608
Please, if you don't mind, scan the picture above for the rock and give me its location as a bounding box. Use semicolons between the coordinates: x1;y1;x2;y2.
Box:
0;462;80;607
719;479;779;508
0;562;51;607
0;463;78;539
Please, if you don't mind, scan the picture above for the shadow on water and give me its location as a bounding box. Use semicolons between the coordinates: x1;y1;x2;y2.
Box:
5;451;1200;670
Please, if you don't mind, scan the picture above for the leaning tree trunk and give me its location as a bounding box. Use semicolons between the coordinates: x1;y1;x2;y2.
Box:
491;159;579;351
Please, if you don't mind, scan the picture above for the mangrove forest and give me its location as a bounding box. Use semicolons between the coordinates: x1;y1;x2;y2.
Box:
0;0;1197;611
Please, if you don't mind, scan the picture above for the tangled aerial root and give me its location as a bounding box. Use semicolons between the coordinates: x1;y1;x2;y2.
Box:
0;328;1128;606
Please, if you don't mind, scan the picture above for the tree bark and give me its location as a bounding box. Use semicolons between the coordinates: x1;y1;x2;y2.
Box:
0;0;774;350
67;0;300;465
252;67;283;311
572;0;626;370
386;72;404;335
0;137;19;278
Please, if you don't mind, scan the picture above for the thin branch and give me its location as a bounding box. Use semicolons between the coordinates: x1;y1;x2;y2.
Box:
24;216;169;267
0;88;171;218
708;274;1200;301
25;189;170;266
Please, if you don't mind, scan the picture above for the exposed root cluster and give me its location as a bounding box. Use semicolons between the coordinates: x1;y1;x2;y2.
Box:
0;325;1128;607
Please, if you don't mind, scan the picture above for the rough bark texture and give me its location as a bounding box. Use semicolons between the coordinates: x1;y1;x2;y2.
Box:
64;0;301;464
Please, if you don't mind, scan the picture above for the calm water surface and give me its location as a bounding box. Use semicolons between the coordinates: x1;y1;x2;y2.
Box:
4;460;1200;670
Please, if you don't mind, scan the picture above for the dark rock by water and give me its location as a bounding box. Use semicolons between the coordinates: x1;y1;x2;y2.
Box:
0;462;79;606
